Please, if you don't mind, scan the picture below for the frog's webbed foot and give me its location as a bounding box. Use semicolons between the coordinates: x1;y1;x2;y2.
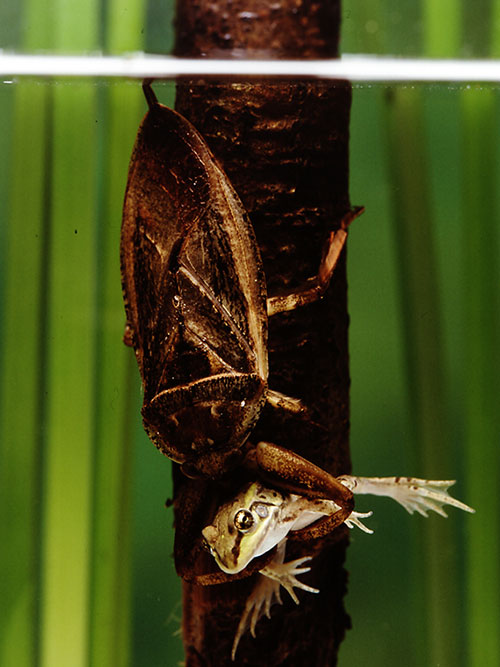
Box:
338;475;475;517
231;540;318;660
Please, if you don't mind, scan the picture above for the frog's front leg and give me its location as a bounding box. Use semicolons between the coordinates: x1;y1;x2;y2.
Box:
231;539;319;660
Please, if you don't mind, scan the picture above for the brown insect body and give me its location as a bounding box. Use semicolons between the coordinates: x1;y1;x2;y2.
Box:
121;83;365;587
121;96;269;478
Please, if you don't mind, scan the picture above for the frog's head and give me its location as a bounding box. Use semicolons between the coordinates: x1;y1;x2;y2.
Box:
202;482;289;574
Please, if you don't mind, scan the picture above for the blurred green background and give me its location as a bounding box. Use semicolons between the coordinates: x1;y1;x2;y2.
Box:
0;1;498;666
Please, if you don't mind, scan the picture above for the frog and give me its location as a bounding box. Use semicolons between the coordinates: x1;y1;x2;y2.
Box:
202;471;474;659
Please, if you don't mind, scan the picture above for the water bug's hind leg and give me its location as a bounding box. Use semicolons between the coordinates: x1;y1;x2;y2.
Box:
266;206;364;317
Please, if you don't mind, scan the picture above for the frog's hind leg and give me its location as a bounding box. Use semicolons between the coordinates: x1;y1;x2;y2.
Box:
337;475;475;517
266;206;364;317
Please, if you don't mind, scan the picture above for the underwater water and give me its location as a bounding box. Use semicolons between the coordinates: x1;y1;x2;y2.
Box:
344;81;499;667
1;75;497;667
3;0;500;661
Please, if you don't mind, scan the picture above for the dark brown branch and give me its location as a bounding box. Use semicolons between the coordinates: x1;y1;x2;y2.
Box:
173;1;353;664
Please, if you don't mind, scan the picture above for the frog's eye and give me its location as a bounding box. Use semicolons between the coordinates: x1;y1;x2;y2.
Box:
234;509;255;533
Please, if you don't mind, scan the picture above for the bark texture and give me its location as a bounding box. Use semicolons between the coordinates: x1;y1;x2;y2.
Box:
173;1;353;664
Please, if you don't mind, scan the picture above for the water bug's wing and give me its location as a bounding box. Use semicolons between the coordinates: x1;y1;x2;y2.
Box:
121;102;268;399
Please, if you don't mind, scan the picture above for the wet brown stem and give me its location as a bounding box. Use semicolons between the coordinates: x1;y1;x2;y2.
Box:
173;1;353;664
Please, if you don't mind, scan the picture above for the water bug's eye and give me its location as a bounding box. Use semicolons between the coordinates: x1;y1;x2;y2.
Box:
234;509;255;532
